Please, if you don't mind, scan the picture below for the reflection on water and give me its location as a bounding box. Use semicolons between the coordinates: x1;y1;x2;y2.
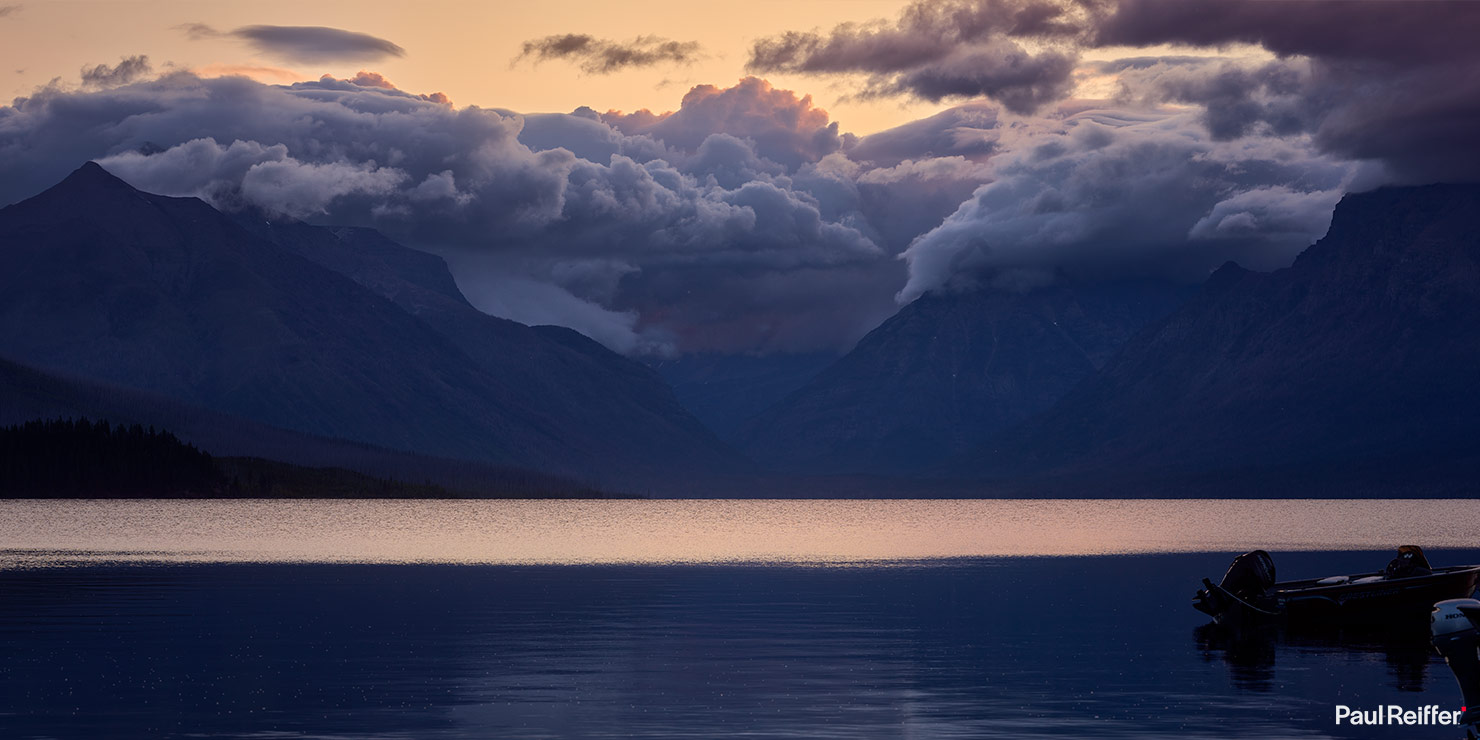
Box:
1195;619;1438;694
1;551;1477;739
1;502;1477;739
1;498;1479;566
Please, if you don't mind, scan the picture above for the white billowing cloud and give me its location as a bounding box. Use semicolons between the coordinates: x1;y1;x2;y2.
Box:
98;138;287;202
0;72;910;354
848;102;1002;168
452;271;668;356
1188;186;1343;244
1;65;1373;356
240;159;406;219
601;77;846;169
897;104;1358;302
101;137;407;218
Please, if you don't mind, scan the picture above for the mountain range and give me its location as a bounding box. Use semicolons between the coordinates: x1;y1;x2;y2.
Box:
735;279;1189;474
2;163;1476;496
954;184;1480;495
0;163;743;492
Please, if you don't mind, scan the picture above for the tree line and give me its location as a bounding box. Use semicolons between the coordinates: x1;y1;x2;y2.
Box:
0;417;614;498
0;418;223;496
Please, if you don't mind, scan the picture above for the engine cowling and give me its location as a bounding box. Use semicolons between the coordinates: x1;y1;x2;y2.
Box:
1432;598;1480;730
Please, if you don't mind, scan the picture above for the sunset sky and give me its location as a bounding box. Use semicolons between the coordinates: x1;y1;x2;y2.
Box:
2;0;1477;355
1;0;962;134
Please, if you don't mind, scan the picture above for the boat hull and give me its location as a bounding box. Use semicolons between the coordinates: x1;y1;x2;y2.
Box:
1195;566;1480;627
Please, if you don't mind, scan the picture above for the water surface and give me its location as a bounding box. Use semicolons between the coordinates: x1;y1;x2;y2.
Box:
2;498;1477;566
1;500;1475;739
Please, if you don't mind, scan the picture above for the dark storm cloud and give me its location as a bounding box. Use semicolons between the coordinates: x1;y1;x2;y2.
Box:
1106;55;1480;183
180;23;406;64
1092;0;1480;65
752;0;1480;183
749;0;1083;72
515;34;701;74
1110;57;1318;140
1091;0;1480;183
747;0;1086;113
80;55;152;88
861;43;1076;112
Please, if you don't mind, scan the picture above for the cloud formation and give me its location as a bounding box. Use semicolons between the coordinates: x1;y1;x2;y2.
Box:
191;63;303;83
181;23;406;64
602;77;845;169
897;103;1361;301
847;101;1000;167
80;55;152;88
1094;0;1480;183
748;0;1086;113
753;0;1480;183
515;34;701;74
0;72;919;354
6;3;1466;359
1092;0;1480;65
101;137;408;219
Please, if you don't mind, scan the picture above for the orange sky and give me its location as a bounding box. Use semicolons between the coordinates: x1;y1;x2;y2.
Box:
0;0;981;135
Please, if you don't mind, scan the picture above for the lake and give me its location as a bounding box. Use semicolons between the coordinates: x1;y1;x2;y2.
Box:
1;499;1477;739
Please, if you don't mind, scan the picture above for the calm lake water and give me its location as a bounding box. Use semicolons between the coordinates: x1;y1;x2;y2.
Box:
1;499;1477;739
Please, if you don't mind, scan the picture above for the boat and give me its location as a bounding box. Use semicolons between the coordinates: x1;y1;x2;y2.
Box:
1193;546;1480;626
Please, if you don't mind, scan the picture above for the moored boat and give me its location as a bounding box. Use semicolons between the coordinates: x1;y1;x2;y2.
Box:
1194;546;1480;626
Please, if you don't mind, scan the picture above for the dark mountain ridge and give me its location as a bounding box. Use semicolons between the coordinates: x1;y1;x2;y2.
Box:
737;279;1190;474
0;353;601;496
957;183;1480;493
234;213;743;484
651;351;838;440
0;163;745;488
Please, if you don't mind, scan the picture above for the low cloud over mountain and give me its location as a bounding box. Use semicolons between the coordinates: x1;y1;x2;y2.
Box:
896;103;1357;302
4;0;1474;358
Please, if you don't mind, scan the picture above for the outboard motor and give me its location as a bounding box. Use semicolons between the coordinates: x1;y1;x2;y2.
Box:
1195;550;1278;621
1219;550;1277;600
1431;598;1480;736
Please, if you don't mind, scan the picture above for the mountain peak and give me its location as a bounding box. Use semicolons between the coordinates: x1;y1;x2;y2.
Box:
5;161;143;214
1203;261;1251;293
58;161;134;191
0;163;748;489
